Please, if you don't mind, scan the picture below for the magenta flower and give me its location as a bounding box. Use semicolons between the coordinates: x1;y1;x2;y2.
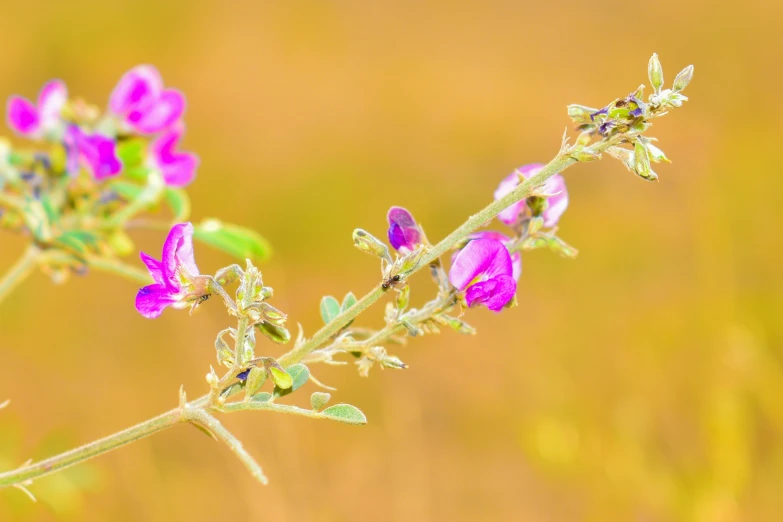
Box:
64;126;122;180
110;65;185;134
136;223;200;319
468;231;522;281
494;163;569;228
6;80;67;138
387;206;422;254
148;128;199;187
449;238;517;311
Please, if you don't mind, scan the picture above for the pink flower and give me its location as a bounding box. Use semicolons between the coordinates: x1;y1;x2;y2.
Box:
136;223;200;318
495;163;569;228
449;238;517;311
387;206;422;254
110;65;184;134
148;128;199;187
468;231;522;281
6;80;67;138
64;126;122;180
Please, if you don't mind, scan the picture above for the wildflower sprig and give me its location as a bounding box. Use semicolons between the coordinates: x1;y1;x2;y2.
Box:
0;66;270;304
0;53;693;495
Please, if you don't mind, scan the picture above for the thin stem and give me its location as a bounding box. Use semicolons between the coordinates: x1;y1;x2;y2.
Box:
184;408;268;485
39;250;152;285
0;245;40;304
84;255;152;284
278;148;583;366
0;408;184;488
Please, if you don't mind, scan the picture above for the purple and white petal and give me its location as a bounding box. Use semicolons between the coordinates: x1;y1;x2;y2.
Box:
540;174;569;228
37;80;67;129
387;206;421;253
135;284;180;319
130;89;185;134
110;65;163;115
449;238;513;290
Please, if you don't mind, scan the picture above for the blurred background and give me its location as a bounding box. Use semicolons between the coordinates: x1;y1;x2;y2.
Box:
1;1;781;520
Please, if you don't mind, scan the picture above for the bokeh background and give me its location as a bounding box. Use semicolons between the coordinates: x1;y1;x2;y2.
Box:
1;1;781;521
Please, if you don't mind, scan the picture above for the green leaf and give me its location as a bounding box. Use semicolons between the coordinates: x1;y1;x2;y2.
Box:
193;219;272;263
341;292;357;312
164;188;191;221
273;364;310;399
54;231;98;255
251;392;272;403
321;404;367;425
109;181;145;201
310;392;331;411
320;296;341;324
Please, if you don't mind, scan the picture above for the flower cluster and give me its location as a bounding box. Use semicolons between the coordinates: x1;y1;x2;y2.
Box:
384;164;569;312
6;65;198;186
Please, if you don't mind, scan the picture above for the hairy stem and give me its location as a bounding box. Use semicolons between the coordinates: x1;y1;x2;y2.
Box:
0;408;184;488
0;245;40;304
278;145;588;366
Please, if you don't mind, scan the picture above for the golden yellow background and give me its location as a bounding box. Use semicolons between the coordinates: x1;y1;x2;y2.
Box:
1;1;781;520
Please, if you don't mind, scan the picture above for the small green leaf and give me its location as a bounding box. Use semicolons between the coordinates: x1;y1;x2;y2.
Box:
221;382;244;398
320;296;341;324
251;392;272;403
193;219;272;263
54;231;98;255
164;188;191;221
310;392;331;411
321;404;367;425
341;292;358;312
273;364;310;398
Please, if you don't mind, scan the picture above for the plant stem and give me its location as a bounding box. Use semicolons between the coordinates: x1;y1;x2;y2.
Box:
0;191;27;213
184;408;268;485
0;138;611;489
278;147;585;366
0;245;40;304
0;408;184;488
84;255;152;284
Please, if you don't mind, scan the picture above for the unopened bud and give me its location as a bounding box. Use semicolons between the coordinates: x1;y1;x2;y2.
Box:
672;65;694;92
259;302;287;326
648;53;664;93
353;228;392;262
633;142;657;181
396;284;410;312
244;367;267;397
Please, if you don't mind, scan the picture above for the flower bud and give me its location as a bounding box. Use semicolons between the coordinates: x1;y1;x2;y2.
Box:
244;367;267;397
648;53;664;93
387;206;422;254
255;321;291;344
633;142;657;181
672;65;694;92
259;302;287;326
353;228;392;261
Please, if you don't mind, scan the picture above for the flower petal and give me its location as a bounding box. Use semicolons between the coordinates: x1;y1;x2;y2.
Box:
469;231;522;281
110;65;163;115
135;283;180;318
7;96;40;135
387;206;421;253
541;174;569;227
494;171;525;225
140;252;165;286
464;274;516;311
37;80;67;129
130;89;185;134
448;238;513;290
161;222;198;289
80;133;122;180
150;130;198;187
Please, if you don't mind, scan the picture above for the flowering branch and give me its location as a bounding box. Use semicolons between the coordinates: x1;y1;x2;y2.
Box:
0;66;271;306
0;54;693;496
